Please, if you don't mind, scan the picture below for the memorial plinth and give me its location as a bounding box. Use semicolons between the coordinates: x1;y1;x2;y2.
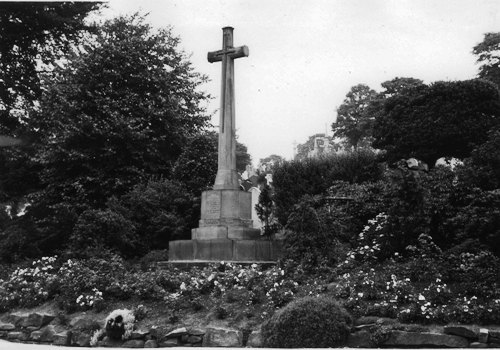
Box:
168;27;282;262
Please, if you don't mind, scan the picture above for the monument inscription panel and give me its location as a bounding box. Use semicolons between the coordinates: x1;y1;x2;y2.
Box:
205;192;221;219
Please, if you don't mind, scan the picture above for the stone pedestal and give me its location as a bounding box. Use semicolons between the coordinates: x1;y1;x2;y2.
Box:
168;189;282;262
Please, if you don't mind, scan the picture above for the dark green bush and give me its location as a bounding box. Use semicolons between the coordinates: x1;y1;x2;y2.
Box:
261;296;352;348
272;150;383;225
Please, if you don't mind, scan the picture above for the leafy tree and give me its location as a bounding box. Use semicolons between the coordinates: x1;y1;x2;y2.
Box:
173;131;252;195
378;77;424;98
1;14;211;257
333;84;378;150
473;32;500;88
0;2;101;220
172;132;218;195
236;141;252;173
373;79;500;165
32;14;210;208
258;154;284;172
0;2;102;133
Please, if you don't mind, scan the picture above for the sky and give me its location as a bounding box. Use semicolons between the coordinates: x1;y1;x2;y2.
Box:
101;0;500;163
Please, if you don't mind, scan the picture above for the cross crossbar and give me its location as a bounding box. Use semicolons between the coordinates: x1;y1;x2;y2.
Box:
207;45;249;63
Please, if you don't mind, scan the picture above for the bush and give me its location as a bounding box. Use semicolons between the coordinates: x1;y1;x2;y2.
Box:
261;296;352;348
272;150;383;225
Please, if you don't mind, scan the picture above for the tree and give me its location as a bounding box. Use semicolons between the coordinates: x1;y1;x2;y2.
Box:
473;32;500;88
0;2;101;218
173;131;253;195
6;14;211;257
259;154;284;172
332;84;378;150
0;2;102;133
32;14;210;208
373;79;500;166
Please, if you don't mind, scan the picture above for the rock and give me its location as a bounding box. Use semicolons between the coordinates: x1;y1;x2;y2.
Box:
346;329;372;348
246;330;262;348
202;327;243;347
37;325;56;343
187;335;203;344
479;328;489;343
489;330;500;339
0;331;7;338
165;327;188;338
7;331;29;341
188;327;206;336
72;332;92;347
354;316;397;326
123;339;145;348
21;313;55;329
159;338;180;347
70;316;100;330
53;331;72;346
470;341;489;348
444;325;478;340
145;339;158;348
0;322;15;331
30;330;43;341
100;336;124;347
384;330;469;348
131;329;149;339
489;342;500;348
3;314;23;326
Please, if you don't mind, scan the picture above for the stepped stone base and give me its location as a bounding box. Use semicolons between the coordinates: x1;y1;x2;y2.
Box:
169;239;283;262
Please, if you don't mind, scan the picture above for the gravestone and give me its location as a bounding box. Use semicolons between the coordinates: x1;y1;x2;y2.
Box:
169;27;281;262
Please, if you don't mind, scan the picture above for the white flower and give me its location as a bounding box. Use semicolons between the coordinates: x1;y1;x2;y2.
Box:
358;292;364;298
180;282;186;290
418;294;425;301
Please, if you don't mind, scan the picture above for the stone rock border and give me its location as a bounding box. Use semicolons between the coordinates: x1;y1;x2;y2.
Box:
1;312;500;347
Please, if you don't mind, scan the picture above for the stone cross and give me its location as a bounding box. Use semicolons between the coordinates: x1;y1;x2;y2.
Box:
208;27;249;190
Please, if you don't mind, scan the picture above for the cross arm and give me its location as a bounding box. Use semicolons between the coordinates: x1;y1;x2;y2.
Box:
207;45;249;63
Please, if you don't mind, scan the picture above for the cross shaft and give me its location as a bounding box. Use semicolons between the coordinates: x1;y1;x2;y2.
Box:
207;27;249;190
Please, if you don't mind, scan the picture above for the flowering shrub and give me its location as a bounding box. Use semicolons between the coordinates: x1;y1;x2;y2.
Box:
0;256;58;309
76;288;104;310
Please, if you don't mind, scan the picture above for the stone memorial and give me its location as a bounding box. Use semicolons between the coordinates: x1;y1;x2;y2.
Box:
169;27;282;262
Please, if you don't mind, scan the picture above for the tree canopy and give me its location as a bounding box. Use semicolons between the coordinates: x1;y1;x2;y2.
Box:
332;84;378;150
473;32;500;89
0;2;102;134
373;79;500;165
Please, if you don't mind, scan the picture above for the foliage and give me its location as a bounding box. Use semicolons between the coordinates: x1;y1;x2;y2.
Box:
473;32;500;88
0;2;102;130
68;209;138;258
107;178;196;254
172;132;218;195
258;154;285;171
261;296;352;348
373;79;500;165
172;131;252;195
0;256;58;311
333;84;378;150
283;195;347;270
255;184;280;237
272;150;383;225
0;14;212;260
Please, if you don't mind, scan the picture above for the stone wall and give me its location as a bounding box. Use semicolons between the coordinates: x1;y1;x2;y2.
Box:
1;312;500;348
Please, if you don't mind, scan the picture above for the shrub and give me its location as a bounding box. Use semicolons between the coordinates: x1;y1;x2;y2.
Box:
272;150;383;225
261;296;352;348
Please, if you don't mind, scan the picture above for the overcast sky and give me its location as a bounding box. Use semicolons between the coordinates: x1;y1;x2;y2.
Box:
102;0;499;162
